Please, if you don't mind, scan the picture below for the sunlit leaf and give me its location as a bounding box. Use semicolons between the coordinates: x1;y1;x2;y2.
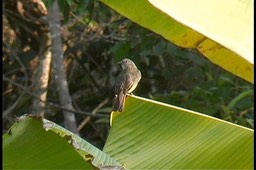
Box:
100;0;253;83
104;95;253;169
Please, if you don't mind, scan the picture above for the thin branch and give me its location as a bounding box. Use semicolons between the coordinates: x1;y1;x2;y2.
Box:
67;54;101;90
64;12;89;28
3;89;26;118
78;98;109;132
3;76;109;118
3;67;32;76
3;43;29;117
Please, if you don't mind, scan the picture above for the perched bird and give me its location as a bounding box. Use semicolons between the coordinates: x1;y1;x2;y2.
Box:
113;58;141;112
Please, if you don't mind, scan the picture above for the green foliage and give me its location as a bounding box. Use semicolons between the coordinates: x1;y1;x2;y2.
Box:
100;0;253;83
4;106;253;169
104;96;253;169
3;0;253;169
3;116;95;169
3;0;253;151
103;19;254;128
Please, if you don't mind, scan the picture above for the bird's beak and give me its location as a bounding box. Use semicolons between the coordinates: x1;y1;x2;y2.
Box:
116;61;122;65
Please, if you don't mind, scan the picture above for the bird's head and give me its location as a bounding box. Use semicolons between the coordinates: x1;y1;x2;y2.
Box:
117;58;137;70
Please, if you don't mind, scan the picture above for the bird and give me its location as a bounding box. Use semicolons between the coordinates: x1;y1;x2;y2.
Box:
113;58;141;112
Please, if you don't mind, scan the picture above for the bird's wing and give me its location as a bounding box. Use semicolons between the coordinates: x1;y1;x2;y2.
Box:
115;71;134;94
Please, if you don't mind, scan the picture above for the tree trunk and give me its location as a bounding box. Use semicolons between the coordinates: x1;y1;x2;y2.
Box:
48;0;78;134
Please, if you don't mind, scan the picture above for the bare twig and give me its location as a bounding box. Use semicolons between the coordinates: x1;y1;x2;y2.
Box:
78;98;109;132
3;67;31;76
67;54;101;90
64;12;89;28
3;88;26;118
3;43;29;117
3;75;109;118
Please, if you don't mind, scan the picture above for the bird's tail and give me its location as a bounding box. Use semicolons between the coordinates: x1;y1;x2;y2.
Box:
113;92;126;112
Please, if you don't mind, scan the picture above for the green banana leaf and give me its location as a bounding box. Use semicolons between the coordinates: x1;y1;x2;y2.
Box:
3;94;253;169
3;115;121;169
99;0;253;83
103;95;253;169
